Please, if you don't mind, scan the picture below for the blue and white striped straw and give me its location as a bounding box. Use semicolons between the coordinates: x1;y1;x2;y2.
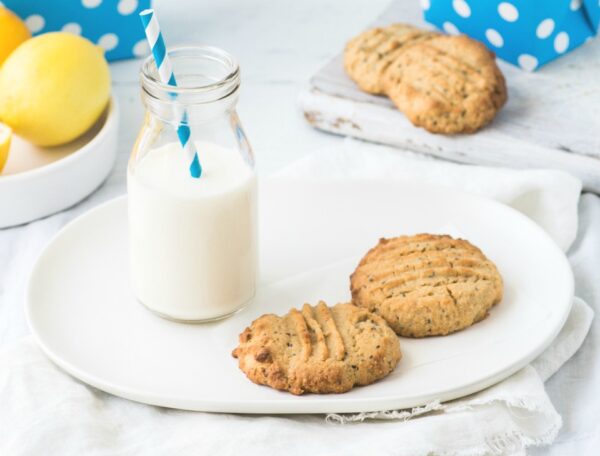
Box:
139;9;202;179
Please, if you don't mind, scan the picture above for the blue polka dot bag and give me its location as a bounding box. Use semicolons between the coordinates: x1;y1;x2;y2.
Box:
420;0;600;70
2;0;152;61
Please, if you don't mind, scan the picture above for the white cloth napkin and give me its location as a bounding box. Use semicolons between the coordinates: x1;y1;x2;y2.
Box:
0;140;594;456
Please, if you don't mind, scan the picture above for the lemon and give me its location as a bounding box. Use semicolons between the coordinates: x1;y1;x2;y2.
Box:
0;32;110;147
0;123;11;173
0;7;31;66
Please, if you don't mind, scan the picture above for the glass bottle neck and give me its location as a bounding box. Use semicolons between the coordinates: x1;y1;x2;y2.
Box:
140;45;240;124
142;89;239;125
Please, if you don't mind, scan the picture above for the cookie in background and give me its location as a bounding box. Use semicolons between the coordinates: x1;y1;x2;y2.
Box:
343;23;507;134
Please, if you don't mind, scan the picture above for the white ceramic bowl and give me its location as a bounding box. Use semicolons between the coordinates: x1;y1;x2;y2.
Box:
0;97;119;228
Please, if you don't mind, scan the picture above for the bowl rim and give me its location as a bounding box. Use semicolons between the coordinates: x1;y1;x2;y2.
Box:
0;96;118;183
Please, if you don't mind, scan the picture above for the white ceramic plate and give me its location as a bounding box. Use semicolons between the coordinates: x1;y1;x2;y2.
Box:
0;98;118;228
26;179;573;414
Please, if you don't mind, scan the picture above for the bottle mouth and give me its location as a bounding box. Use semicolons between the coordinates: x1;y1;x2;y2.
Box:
141;45;240;103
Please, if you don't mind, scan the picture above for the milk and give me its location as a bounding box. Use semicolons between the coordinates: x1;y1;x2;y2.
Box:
128;141;257;321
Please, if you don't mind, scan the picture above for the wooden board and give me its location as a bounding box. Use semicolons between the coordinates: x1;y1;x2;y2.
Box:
300;0;600;192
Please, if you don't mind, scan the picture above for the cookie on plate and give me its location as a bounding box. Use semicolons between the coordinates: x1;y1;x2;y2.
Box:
343;23;438;95
350;234;503;337
382;34;507;133
232;301;401;395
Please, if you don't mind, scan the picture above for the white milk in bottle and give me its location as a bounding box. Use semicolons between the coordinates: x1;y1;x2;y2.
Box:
128;142;257;321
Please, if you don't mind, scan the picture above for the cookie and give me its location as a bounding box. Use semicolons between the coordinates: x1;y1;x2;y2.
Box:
382;34;507;133
350;234;503;337
343;23;438;95
232;301;401;395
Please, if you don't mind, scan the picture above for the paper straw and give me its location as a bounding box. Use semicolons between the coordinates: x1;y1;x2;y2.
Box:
139;9;202;179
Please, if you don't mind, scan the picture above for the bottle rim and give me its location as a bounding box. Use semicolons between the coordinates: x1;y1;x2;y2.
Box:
141;45;240;102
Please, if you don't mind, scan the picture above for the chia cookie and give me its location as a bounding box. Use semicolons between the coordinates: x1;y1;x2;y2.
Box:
382;34;507;133
350;234;503;337
343;23;438;95
232;301;401;394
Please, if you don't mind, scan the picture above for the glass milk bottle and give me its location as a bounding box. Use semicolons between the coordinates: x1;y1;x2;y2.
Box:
128;46;257;322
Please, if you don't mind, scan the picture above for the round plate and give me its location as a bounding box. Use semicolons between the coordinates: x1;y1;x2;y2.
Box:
0;97;118;228
26;179;573;414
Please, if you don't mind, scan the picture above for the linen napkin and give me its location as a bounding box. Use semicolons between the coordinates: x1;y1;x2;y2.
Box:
0;140;593;456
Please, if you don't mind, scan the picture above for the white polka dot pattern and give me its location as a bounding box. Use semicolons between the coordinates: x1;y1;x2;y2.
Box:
133;39;150;58
98;33;119;51
453;0;471;18
536;19;555;39
417;0;597;72
62;23;82;35
25;14;45;33
518;54;538;71
118;0;138;15
498;2;519;22
485;29;504;48
2;0;153;61
443;21;460;35
82;0;102;8
554;32;569;54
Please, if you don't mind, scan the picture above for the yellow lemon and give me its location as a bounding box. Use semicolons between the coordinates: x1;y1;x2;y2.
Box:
0;7;31;66
0;32;110;147
0;123;11;173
